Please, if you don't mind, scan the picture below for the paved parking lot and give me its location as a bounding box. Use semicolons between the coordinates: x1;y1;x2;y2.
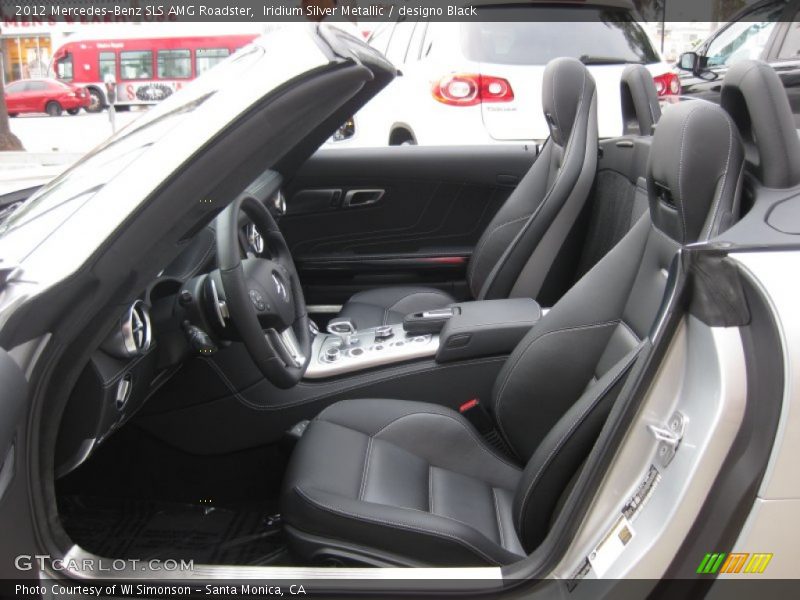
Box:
9;110;144;154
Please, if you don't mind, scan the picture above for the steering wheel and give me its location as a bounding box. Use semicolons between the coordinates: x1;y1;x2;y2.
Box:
213;195;311;389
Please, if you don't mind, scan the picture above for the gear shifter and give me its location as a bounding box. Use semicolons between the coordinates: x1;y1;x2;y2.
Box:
327;318;358;346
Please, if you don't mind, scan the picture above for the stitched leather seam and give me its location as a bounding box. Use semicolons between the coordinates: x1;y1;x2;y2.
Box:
494;320;619;447
468;213;532;297
676;103;708;242
371;411;521;471
428;465;435;515
480;78;592;299
293;487;502;566
358;436;373;501
702;110;735;240
492;487;505;548
516;349;640;532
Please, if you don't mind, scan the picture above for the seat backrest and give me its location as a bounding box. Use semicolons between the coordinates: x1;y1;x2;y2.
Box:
721;59;800;188
620;63;662;136
573;65;661;283
465;57;598;302
489;101;744;552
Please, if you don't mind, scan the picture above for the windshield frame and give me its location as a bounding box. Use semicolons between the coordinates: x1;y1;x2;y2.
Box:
0;26;334;283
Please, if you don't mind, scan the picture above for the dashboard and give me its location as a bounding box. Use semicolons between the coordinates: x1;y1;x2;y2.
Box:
55;187;284;478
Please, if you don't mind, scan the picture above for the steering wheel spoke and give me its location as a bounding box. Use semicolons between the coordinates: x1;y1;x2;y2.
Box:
267;326;306;368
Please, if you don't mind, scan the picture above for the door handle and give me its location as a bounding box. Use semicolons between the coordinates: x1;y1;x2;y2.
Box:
343;189;384;208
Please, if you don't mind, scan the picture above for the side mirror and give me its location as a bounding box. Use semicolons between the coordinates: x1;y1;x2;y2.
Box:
678;51;699;72
677;51;718;81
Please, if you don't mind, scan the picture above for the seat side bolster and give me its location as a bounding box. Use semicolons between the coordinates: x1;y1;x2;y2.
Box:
512;346;642;552
290;487;522;566
491;216;651;461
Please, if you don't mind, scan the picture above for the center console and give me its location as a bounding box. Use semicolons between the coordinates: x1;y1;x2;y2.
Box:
304;297;542;380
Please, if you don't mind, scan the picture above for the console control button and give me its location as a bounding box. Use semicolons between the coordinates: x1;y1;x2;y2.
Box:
349;347;365;357
374;325;394;341
324;346;341;362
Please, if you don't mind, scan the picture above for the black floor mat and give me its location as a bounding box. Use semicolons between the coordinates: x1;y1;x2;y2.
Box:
60;496;290;566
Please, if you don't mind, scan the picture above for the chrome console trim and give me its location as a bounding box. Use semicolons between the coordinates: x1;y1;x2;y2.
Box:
304;324;438;379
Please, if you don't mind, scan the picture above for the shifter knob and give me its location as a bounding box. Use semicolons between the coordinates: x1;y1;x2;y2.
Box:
327;318;358;346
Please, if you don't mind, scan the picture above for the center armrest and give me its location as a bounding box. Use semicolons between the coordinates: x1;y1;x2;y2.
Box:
436;298;542;363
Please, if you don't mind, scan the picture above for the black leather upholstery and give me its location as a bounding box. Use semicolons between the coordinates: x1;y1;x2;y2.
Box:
576;66;660;279
621;64;661;136
282;399;524;566
478;58;597;301
336;287;454;328
336;58;598;329
648;101;744;245
282;91;745;567
721;59;800;188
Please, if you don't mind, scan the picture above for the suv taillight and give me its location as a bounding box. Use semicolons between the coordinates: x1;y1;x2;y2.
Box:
432;74;515;107
653;72;681;97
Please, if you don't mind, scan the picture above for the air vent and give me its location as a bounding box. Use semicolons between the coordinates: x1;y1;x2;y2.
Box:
122;301;152;356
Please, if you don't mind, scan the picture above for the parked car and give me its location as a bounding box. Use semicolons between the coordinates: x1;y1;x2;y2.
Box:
0;23;799;597
345;0;676;146
676;0;800;125
3;78;90;117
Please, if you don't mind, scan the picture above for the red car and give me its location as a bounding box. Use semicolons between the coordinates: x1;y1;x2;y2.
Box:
4;78;91;117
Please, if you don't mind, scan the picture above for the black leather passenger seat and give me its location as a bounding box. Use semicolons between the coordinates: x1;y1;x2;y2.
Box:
337;57;599;329
281;100;746;567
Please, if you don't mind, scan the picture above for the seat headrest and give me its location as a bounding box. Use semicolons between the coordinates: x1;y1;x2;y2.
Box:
721;60;800;188
542;57;596;147
647;101;744;245
620;64;661;136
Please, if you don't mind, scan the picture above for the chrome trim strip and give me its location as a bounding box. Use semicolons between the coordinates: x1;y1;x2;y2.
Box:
121;300;151;356
307;304;342;314
60;545;502;582
305;324;438;379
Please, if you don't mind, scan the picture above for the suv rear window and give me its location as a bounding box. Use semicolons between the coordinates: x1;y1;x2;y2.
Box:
461;7;659;65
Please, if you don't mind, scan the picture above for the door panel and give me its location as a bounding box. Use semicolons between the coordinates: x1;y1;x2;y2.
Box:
281;145;536;304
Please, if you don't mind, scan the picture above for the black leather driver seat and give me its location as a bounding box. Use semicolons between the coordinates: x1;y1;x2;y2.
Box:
281;101;744;566
336;57;599;329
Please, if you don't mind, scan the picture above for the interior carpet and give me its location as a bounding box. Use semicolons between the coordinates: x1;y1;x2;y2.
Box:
59;496;289;566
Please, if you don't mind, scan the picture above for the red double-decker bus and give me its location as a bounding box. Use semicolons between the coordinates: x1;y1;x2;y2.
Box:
50;32;258;112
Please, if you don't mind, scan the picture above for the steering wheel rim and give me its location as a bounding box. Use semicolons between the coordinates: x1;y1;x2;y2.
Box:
215;195;311;388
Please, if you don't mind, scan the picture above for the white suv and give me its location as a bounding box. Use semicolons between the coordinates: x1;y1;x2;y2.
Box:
348;1;677;146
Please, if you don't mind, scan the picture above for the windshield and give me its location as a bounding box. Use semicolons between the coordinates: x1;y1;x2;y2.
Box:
461;7;659;65
0;45;264;238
